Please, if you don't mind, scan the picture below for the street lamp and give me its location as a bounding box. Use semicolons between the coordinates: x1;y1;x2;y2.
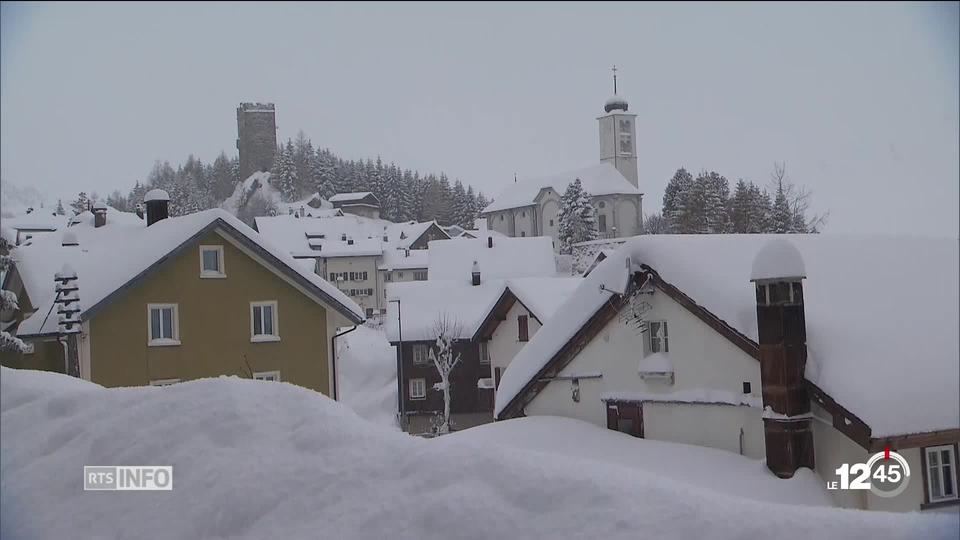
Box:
388;298;405;429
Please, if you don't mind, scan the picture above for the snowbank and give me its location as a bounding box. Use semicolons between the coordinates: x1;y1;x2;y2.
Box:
337;325;399;429
448;416;825;506
2;367;956;540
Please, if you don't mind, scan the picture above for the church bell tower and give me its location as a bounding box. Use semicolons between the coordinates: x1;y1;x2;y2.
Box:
598;66;638;187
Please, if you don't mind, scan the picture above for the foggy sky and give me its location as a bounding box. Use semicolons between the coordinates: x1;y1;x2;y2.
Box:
2;2;957;236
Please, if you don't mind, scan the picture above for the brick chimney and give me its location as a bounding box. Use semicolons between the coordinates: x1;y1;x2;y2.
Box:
751;239;814;478
144;189;170;226
471;260;481;286
92;202;107;228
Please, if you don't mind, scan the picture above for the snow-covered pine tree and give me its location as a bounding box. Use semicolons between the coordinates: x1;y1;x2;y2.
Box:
210;152;237;202
772;183;791;234
663;168;694;233
292;131;314;193
55;199;66;216
465;185;479;229
0;237;27;353
451;180;470;228
313;149;337;199
729;180;750;233
700;171;730;234
69;192;91;216
558;178;599;254
270;141;300;202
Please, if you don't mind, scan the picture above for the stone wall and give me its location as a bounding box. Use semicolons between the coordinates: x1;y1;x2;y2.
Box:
237;103;277;181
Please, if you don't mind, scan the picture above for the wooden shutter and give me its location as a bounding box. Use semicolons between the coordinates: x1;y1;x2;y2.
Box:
518;315;529;342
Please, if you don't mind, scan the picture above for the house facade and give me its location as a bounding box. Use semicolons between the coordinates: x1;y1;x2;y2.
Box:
329;192;382;219
496;235;959;513
2;198;363;397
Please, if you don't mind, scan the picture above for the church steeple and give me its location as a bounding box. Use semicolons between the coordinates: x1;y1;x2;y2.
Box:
598;67;638;187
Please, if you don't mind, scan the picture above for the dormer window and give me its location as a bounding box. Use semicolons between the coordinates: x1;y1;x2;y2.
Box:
199;246;225;278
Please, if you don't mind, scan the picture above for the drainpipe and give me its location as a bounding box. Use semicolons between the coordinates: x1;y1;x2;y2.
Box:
59;337;69;374
330;325;359;401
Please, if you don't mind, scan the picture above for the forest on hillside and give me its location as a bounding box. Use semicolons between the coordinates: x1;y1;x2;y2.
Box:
90;131;491;229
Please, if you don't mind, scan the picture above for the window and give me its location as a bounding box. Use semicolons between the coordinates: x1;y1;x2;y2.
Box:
549;219;554;227
365;308;374;318
250;301;279;342
500;215;504;221
598;214;607;232
414;271;427;281
619;119;631;134
147;304;180;346
598;201;606;209
413;344;429;364
329;272;337;281
409;378;426;400
742;381;752;394
925;445;958;503
479;341;490;364
385;272;393;282
349;271;356;281
521;231;526;237
199;245;225;278
398;271;404;279
518;315;529;342
522;211;526;217
649;321;669;353
150;379;180;386
253;371;281;382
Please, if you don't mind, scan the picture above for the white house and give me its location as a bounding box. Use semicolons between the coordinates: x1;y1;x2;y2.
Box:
496;234;959;513
384;235;580;434
481;94;643;246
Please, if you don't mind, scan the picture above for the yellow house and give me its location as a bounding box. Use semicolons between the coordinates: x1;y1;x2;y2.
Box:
1;195;364;398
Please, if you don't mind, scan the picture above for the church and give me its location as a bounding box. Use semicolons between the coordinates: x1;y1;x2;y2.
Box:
481;78;644;248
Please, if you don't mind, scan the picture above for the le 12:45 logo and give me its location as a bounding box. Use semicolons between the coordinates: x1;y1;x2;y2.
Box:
827;448;911;498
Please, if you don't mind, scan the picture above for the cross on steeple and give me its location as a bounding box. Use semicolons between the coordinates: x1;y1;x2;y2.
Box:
612;65;618;95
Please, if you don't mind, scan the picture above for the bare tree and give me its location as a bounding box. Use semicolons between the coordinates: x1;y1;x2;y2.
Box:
643;213;669;234
429;313;463;434
769;162;829;233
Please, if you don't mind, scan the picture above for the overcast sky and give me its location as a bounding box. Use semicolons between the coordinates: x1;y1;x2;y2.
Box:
2;2;957;236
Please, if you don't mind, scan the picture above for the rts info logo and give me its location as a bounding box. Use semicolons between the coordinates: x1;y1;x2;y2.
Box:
826;448;910;498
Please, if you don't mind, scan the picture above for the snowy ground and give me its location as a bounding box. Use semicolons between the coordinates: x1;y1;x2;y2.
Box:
448;416;832;507
337;324;399;429
2;367;957;540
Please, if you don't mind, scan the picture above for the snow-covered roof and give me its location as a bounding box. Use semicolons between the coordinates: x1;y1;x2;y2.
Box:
496;234;960;438
378;248;428;271
329;192;374;202
384;276;580;342
427;236;557;283
482;162;641;213
14;209;363;336
2;212;70;233
255;214;444;260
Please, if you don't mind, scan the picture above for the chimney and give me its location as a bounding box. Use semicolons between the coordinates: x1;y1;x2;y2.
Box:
471;260;481;286
751;239;813;479
144;189;170;226
347;237;354;245
487;236;493;248
92;202;107;228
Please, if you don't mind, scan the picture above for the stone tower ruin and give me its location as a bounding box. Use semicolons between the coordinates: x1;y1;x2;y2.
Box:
236;102;278;181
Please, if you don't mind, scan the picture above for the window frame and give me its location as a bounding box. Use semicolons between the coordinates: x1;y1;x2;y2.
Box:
479;341;490;364
413;270;428;281
253;370;281;382
199;245;226;278
648;320;669;354
250;301;280;343
924;444;959;504
147;303;180;346
412;344;430;365
409;378;426;400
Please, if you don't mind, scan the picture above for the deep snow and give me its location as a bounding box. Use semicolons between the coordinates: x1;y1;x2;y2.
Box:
337;324;399;429
2;367;956;540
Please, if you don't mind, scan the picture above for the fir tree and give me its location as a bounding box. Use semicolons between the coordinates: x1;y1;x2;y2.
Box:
557;178;598;253
663;168;694;233
772;182;791;234
270;141;299;202
55;199;66;216
70;192;91;215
